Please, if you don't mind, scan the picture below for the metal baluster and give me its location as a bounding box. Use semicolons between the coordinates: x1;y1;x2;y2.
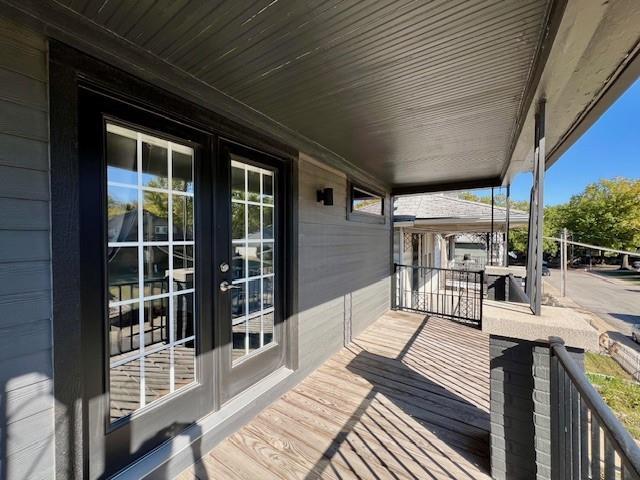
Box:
550;347;559;480
604;434;615;479
464;272;469;320
479;271;484;327
436;269;440;315
558;364;567;480
565;366;573;477
580;398;589;479
571;383;580;478
474;272;477;322
457;269;461;318
429;266;433;313
441;269;445;316
591;415;601;480
450;269;453;317
399;266;404;310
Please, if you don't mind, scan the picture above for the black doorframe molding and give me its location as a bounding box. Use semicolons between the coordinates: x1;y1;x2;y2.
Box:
49;41;299;479
50;46;85;480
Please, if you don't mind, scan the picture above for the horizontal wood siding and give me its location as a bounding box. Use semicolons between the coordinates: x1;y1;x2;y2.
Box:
0;16;53;480
0;16;391;476
297;154;391;372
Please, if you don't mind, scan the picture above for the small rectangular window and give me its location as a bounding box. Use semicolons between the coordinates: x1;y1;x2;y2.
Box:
348;183;385;223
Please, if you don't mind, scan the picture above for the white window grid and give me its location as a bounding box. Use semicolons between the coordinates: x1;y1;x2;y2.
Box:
106;123;196;415
230;159;275;359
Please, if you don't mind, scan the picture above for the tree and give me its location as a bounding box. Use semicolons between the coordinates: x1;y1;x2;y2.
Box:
458;178;640;259
561;178;640;251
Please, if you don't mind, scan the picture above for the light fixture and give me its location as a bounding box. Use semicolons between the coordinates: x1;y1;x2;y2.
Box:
316;187;334;206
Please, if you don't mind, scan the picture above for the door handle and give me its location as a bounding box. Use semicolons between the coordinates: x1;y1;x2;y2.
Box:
219;281;241;292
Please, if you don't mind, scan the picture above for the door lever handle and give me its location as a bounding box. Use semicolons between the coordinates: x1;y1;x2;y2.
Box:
219;280;241;292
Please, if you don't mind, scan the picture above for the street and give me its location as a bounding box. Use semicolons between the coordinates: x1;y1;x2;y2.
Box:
544;267;640;336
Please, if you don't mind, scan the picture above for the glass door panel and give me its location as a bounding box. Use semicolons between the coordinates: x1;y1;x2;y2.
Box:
78;90;214;477
218;143;286;401
106;123;197;423
230;159;276;362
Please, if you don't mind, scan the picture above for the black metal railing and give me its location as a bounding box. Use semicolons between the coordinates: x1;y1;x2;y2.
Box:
109;278;171;356
393;263;483;328
550;337;640;479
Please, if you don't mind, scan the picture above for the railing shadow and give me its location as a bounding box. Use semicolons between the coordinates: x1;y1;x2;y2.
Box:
303;315;490;479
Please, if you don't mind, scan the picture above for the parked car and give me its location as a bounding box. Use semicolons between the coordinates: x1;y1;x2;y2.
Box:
632;324;640;344
547;257;560;268
542;261;551;276
632;260;640;270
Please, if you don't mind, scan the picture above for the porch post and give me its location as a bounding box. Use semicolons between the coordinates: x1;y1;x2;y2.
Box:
505;184;511;267
391;195;397;309
490;187;495;266
526;100;545;316
560;228;566;297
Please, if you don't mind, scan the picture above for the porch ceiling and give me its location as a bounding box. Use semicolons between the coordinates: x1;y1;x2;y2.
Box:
52;0;552;189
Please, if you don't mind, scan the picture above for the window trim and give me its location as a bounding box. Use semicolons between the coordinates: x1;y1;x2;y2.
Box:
347;181;386;224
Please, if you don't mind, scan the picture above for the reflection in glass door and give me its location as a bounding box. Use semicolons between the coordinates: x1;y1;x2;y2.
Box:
229;157;275;363
105;123;196;423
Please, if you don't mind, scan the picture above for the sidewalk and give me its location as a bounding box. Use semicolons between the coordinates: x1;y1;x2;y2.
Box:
543;280;606;333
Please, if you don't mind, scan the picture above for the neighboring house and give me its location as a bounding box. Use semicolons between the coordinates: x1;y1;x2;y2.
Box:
393;193;529;271
0;2;638;480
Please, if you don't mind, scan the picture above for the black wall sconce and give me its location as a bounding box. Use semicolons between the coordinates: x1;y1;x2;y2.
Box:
317;187;334;206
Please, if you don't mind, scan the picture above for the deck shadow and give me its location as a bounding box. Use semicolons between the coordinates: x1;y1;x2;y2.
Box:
304;314;490;479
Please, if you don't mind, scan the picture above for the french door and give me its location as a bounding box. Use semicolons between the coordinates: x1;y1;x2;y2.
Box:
79;88;288;477
216;141;287;402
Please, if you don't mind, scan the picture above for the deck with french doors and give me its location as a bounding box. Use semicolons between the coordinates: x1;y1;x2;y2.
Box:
179;311;490;479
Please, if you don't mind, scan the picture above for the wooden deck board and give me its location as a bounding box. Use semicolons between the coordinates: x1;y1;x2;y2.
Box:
182;311;491;479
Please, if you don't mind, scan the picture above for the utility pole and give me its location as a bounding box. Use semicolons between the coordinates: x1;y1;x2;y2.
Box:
560;228;567;297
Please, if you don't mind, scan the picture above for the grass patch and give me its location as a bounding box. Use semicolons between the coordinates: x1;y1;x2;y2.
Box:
586;373;640;440
585;352;633;380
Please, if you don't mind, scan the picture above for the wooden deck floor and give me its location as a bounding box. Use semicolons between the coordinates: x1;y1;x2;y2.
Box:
180;311;490;479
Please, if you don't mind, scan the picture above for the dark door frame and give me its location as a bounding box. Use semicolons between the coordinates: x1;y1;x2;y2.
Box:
79;87;217;478
215;140;290;403
49;41;299;479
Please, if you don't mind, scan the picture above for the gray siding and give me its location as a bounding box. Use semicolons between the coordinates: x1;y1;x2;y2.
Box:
0;16;392;478
0;17;53;480
297;154;391;372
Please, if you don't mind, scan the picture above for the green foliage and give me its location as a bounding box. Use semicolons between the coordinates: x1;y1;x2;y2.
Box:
561;178;640;251
586;373;640;440
585;352;633;380
458;178;640;255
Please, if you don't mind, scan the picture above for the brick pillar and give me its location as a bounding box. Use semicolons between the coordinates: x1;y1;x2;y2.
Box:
489;335;584;480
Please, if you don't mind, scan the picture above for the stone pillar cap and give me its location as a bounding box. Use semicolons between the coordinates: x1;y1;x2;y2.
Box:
482;300;599;351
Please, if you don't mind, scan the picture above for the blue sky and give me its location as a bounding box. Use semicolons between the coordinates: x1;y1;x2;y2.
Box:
473;78;640;205
512;78;640;205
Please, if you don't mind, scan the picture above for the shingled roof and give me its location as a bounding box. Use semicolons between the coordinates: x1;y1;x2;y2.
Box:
394;193;529;232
